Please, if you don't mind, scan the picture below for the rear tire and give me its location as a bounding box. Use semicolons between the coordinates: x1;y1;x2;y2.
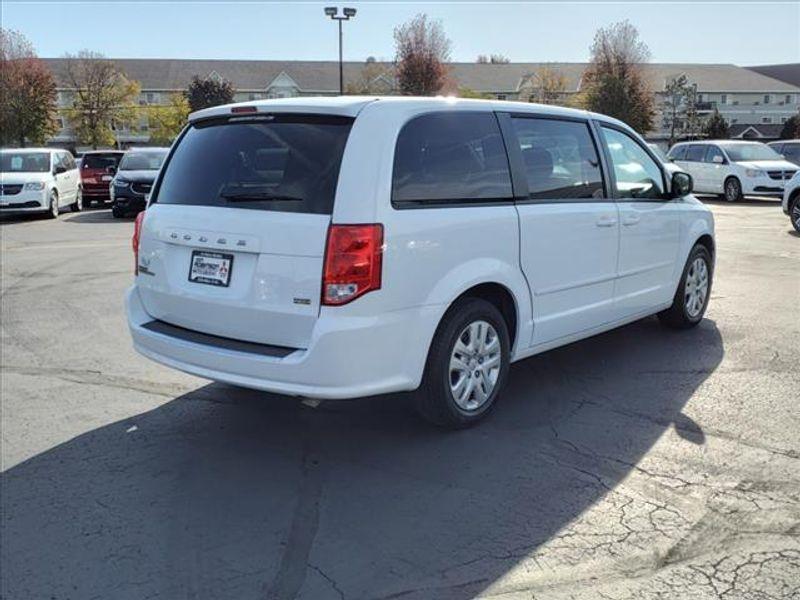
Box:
658;244;713;329
723;177;742;202
415;298;510;429
111;206;125;219
70;188;83;212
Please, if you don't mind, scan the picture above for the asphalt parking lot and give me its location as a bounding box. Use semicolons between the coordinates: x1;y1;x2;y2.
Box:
1;199;798;600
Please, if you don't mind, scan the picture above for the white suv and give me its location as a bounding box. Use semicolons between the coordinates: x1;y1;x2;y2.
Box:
127;97;715;428
0;148;83;218
667;140;797;202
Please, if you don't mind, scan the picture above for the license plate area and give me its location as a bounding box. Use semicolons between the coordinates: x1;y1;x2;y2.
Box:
188;250;234;287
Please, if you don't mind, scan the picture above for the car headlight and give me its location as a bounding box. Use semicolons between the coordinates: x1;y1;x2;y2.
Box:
23;182;45;191
113;179;130;188
745;169;766;178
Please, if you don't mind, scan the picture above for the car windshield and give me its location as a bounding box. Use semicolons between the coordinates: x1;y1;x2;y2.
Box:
720;143;782;162
119;151;167;171
82;153;122;170
1;152;51;173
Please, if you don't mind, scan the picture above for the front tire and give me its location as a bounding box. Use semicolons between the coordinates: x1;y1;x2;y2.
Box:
46;190;59;219
790;196;800;233
723;177;742;202
658;244;713;329
415;298;510;429
111;206;125;219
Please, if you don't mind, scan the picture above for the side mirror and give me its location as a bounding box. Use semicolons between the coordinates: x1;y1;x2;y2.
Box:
54;165;67;175
712;154;724;164
671;171;693;198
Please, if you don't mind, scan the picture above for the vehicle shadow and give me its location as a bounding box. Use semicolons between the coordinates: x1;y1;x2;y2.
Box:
699;196;781;207
65;209;133;224
1;317;723;600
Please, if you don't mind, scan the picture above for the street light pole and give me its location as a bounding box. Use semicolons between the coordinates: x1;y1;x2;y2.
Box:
324;7;357;95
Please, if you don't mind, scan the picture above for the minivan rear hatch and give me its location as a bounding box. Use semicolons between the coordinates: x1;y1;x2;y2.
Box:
135;112;354;350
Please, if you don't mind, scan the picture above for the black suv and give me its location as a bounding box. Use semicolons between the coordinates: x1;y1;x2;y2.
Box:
111;148;169;218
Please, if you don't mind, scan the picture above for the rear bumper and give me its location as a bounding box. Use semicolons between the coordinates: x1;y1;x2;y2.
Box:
126;286;441;399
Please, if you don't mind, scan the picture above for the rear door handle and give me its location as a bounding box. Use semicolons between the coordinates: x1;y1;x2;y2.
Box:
623;215;641;226
596;216;618;227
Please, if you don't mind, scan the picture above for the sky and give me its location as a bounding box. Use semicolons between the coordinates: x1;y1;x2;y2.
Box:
2;1;799;66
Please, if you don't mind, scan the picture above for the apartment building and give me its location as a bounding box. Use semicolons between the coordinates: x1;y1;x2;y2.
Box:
42;58;800;147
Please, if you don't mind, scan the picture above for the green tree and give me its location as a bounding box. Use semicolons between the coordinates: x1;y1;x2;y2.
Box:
583;20;655;133
0;29;58;146
663;74;693;145
456;87;493;99
703;109;729;139
779;114;799;139
394;13;451;96
184;75;234;112
521;66;567;105
148;93;190;145
64;51;140;149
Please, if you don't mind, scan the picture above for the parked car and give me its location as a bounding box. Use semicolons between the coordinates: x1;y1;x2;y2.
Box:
0;148;82;218
79;150;125;205
126;97;714;428
782;170;800;232
667;140;797;202
110;148;169;218
767;139;800;167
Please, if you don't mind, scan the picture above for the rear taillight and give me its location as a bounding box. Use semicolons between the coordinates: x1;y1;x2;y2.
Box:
322;224;383;306
132;211;145;275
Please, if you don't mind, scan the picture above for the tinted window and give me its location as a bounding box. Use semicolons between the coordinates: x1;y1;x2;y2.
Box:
392;112;512;204
685;145;707;162
154;115;353;215
705;145;724;163
510;117;604;199
782;143;800;163
120;150;168;171
601;127;665;199
82;153;122;170
668;145;687;161
720;143;781;162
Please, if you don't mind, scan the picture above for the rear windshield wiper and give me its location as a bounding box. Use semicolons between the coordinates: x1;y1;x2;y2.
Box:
220;190;304;203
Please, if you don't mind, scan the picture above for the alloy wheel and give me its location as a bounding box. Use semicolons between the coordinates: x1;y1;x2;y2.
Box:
725;179;739;202
449;320;502;411
684;256;709;319
792;201;800;231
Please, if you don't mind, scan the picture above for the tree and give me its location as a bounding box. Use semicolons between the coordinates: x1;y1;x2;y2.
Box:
663;74;694;145
779;114;800;139
521;66;567;105
148;93;190;145
394;13;451;96
0;29;58;147
64;51;140;149
345;60;394;95
476;54;510;64
703;109;729;140
456;87;493;99
583;20;655;133
184;75;234;112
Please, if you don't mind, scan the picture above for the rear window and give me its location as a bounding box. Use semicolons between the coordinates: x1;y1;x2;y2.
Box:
82;153;122;169
153;115;353;215
392;112;512;205
120;150;167;171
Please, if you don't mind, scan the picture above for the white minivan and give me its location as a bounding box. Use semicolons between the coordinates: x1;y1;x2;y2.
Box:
0;148;83;218
667;140;797;202
127;97;715;428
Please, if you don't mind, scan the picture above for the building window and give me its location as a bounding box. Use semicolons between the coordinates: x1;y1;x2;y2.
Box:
720;94;727;104
697;93;704;103
762;117;772;124
249;92;258;101
731;119;738;124
496;94;507;100
146;92;155;104
786;95;793;104
764;94;771;104
782;117;788;123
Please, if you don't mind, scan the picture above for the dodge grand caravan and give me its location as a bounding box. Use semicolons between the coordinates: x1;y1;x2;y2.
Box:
127;97;715;428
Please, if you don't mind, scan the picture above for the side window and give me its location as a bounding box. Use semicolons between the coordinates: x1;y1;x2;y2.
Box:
509;117;604;200
392;112;512;204
62;153;76;170
783;144;800;163
600;126;666;200
669;145;687;161
705;145;724;164
685;145;707;162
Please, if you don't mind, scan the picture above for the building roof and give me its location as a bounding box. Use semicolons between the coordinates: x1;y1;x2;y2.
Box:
746;64;800;88
729;123;785;139
43;58;800;94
